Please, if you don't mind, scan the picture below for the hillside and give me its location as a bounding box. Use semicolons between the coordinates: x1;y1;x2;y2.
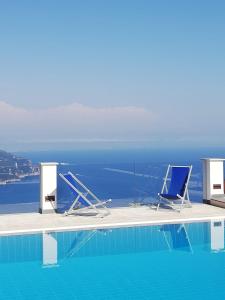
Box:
0;150;39;184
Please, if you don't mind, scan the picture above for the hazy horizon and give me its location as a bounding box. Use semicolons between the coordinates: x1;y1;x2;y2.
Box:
1;1;225;151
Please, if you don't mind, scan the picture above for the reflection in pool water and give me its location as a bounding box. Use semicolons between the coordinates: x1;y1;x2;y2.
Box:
0;221;224;299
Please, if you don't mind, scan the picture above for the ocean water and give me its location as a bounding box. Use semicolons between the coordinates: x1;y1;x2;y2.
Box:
0;148;224;213
0;220;225;300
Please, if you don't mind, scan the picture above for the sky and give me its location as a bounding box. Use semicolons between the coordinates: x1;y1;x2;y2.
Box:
0;0;225;151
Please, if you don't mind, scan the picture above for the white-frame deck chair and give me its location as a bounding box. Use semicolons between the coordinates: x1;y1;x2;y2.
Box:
59;171;111;217
157;165;192;212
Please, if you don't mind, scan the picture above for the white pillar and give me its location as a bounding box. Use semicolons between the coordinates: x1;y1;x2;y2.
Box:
201;158;225;201
40;162;58;214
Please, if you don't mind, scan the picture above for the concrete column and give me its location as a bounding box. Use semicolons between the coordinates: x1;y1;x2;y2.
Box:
39;162;58;214
201;158;225;201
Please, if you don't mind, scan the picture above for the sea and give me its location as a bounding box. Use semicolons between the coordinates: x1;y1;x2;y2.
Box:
0;148;224;214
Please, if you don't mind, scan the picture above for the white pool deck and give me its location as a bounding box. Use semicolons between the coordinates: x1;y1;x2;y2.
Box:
1;203;225;236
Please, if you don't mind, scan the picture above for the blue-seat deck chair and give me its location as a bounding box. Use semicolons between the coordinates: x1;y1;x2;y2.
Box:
59;171;111;217
157;165;192;212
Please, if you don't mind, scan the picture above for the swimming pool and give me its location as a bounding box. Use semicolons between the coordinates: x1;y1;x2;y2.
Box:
0;220;224;300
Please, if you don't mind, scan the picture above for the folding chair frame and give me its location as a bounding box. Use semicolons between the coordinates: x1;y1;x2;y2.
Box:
59;171;111;217
157;165;192;212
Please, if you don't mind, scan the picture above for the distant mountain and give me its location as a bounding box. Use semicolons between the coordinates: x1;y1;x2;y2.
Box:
0;150;39;184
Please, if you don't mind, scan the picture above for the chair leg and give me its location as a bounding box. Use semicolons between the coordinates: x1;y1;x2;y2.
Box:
157;198;161;211
186;191;192;207
66;195;80;215
179;198;185;212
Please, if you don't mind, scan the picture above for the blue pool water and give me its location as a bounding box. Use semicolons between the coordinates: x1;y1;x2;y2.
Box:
0;221;225;299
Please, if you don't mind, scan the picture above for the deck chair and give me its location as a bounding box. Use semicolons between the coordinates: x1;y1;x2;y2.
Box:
157;165;192;212
59;171;111;217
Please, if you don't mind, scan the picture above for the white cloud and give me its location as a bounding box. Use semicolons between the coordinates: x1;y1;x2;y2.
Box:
1;100;225;150
0;101;157;147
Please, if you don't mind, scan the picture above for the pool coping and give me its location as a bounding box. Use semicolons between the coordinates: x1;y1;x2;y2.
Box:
1;213;225;236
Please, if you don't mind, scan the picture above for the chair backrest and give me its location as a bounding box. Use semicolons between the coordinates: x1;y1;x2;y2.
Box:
168;166;191;197
63;173;89;206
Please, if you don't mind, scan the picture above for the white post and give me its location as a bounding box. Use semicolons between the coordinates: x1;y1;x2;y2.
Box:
201;158;225;201
40;162;58;214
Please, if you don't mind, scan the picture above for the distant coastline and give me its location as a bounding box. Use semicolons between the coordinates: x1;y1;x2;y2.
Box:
0;149;40;185
0;171;40;185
